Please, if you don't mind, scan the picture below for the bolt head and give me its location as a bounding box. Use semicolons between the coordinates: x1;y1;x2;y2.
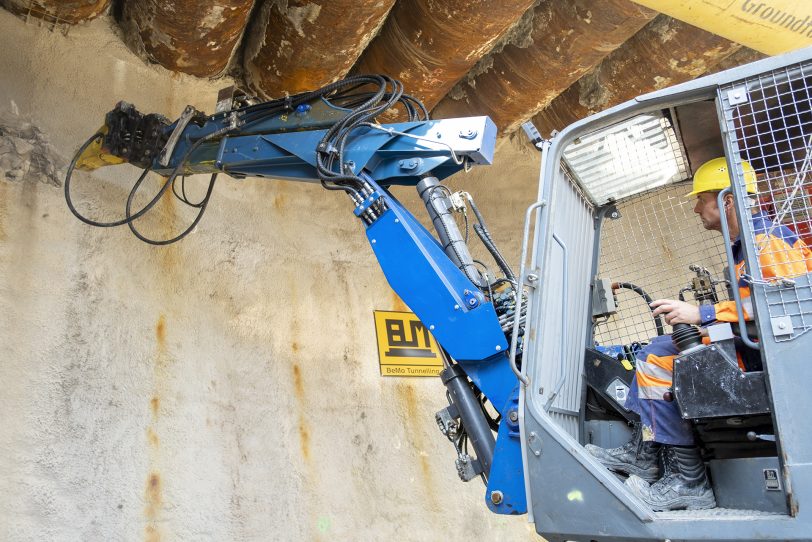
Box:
495;345;502;351
490;491;504;505
468;298;477;306
508;411;518;422
429;325;435;331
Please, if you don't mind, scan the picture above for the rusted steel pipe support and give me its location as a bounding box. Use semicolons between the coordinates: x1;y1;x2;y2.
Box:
432;0;655;134
119;0;254;78
532;16;742;138
351;0;537;112
243;0;395;97
1;0;109;23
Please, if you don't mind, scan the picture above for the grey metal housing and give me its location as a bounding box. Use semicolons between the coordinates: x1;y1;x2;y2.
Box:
521;46;812;541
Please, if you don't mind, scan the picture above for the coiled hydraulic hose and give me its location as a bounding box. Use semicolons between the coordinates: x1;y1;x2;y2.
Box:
612;282;665;336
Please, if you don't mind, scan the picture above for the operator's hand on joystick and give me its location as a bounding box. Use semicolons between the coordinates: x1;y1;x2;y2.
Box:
650;299;701;326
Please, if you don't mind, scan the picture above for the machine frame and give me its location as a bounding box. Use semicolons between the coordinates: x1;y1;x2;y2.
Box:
520;46;812;541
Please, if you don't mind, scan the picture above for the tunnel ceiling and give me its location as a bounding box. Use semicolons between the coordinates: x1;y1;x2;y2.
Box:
5;0;765;138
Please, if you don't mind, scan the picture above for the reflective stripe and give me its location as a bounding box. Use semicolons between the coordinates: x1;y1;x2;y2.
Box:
638;384;672;400
637;371;671;390
636;354;674;390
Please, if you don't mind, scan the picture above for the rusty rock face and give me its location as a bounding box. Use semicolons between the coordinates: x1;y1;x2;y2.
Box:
532;15;743;137
244;0;396;97
351;0;537;112
432;0;656;134
0;0;109;23
119;0;254;78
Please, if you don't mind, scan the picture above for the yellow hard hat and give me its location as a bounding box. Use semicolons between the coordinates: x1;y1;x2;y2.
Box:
687;157;757;196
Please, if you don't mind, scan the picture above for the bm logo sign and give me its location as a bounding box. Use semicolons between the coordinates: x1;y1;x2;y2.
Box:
373;310;442;377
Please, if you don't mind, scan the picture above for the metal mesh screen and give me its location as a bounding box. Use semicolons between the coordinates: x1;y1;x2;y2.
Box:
593;183;731;347
720;61;812;341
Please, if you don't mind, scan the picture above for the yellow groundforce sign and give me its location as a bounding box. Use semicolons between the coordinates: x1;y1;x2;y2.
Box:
631;0;812;55
373;310;443;377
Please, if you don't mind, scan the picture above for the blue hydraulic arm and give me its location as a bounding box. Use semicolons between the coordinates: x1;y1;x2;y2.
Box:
66;79;527;514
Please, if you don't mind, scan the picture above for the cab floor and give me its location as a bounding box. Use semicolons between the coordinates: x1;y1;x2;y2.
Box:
657;507;786;520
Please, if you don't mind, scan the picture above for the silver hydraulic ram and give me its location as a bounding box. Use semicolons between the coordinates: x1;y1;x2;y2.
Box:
417;176;487;288
418;175;495;480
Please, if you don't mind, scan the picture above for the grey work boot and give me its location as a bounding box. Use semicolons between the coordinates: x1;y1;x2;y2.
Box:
625;445;716;511
585;424;661;483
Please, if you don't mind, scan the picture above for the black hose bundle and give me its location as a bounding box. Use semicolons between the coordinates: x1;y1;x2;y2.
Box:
64;75;429;244
612;282;665;336
466;195;516;284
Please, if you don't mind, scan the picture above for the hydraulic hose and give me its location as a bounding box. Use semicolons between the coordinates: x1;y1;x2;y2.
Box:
466;195;516;283
473;224;516;284
440;363;495;477
612;282;665;336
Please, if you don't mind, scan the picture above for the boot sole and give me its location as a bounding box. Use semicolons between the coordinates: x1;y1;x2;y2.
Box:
625;476;717;511
584;444;660;484
650;494;717;512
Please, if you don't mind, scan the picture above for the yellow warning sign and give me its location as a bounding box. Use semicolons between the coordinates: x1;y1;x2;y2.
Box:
373;310;443;377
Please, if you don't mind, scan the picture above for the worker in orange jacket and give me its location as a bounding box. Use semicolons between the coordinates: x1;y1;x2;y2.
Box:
587;156;812;511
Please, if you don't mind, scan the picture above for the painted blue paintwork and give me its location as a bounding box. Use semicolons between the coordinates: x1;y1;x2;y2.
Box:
482;383;526;514
152;106;522;514
154;115;496;186
365;198;507;362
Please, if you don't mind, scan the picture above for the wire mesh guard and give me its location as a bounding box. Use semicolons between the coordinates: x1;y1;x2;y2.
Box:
721;60;812;341
20;2;76;34
593;183;731;348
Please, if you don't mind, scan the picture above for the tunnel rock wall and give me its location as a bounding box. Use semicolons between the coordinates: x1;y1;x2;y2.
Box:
0;9;538;542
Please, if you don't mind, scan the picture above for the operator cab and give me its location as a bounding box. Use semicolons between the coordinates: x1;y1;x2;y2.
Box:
520;47;812;541
583;98;778;462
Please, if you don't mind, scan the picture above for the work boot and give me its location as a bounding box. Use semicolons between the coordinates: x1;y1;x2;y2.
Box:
585;424;660;483
625;445;716;511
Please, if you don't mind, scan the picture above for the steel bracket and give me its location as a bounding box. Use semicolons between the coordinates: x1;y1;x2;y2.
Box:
159;105;197;166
